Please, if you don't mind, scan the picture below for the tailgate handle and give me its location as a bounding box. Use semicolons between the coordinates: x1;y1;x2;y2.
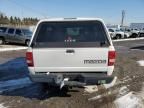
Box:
66;49;75;53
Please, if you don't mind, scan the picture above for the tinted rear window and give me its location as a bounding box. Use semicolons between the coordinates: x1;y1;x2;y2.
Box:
22;29;32;36
8;28;15;34
15;29;22;35
33;21;109;47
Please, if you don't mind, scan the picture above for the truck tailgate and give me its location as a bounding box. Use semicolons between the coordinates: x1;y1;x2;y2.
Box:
33;48;108;72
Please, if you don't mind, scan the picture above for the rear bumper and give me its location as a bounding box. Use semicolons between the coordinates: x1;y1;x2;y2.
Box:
29;72;114;86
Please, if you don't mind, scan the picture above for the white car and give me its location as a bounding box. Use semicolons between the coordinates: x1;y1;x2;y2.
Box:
120;29;132;38
140;29;144;37
108;28;127;39
26;18;116;89
130;29;140;38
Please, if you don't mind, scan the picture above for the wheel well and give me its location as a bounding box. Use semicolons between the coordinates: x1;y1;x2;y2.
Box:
132;33;137;35
0;36;5;40
25;39;30;43
25;39;30;45
116;34;122;37
124;34;127;37
116;34;121;36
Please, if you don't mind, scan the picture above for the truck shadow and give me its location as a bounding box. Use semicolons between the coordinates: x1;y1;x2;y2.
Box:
130;46;144;50
1;82;80;100
0;57;79;100
0;57;28;81
38;86;80;100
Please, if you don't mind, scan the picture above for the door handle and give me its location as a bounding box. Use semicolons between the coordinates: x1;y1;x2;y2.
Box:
66;49;75;53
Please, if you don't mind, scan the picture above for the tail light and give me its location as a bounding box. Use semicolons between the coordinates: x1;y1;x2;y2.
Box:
26;52;34;67
108;51;116;66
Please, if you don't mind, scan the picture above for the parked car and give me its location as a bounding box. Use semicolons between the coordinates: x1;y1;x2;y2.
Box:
26;18;116;89
0;26;8;44
120;29;132;38
139;29;144;37
130;29;140;38
120;28;140;38
0;27;32;45
108;28;126;39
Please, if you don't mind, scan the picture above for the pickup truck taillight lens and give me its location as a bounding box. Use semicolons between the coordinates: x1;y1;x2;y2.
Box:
108;51;116;66
26;52;34;67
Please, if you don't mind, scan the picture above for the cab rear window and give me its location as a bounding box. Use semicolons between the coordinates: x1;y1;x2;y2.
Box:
33;21;109;47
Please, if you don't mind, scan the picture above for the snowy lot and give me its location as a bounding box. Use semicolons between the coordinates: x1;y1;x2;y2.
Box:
0;45;27;52
0;39;144;108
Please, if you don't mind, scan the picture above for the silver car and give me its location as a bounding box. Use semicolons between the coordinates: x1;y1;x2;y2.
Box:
0;27;32;45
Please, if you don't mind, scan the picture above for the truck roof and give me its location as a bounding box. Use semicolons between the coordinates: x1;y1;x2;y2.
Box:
38;17;104;23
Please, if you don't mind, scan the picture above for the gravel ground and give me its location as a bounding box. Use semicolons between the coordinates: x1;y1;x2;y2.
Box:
0;40;144;108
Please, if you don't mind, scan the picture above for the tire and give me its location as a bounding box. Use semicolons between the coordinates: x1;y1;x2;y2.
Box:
131;33;137;38
115;35;121;39
124;35;127;38
0;38;5;45
25;40;30;46
140;33;144;37
138;33;140;37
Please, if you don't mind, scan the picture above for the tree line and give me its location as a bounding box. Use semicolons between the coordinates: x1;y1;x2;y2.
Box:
0;12;39;26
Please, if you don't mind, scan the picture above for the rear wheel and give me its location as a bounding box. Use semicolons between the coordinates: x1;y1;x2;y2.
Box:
25;40;30;46
0;38;5;45
140;33;144;37
124;35;127;38
115;35;121;39
131;33;138;38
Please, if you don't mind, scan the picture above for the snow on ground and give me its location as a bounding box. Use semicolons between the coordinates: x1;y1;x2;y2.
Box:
0;47;27;52
136;83;144;102
114;92;144;108
88;95;102;101
114;86;144;108
0;103;7;108
84;85;98;93
117;86;129;97
113;37;144;42
137;60;144;66
86;77;117;101
84;77;117;94
0;77;32;93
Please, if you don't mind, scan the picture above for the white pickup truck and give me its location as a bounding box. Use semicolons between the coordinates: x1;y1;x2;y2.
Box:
108;28;130;39
26;18;116;89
